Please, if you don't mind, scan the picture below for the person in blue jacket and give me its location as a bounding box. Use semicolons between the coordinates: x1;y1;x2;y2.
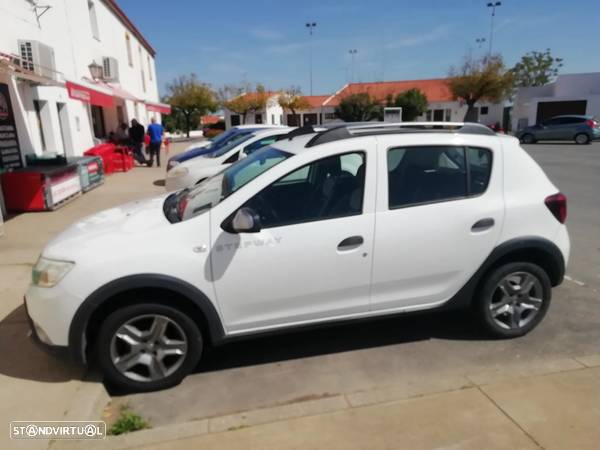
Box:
146;117;164;167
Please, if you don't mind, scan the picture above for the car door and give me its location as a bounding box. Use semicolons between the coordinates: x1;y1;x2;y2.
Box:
537;118;561;140
208;144;376;333
370;135;504;312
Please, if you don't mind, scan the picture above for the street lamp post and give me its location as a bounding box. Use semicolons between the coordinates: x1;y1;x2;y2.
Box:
486;1;501;56
348;49;357;83
306;22;317;95
475;37;486;49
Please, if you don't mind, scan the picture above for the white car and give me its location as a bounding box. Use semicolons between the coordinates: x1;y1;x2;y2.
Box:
165;128;293;191
25;122;569;392
181;125;290;153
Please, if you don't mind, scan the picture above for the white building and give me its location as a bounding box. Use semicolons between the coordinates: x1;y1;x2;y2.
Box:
0;0;169;170
512;72;600;130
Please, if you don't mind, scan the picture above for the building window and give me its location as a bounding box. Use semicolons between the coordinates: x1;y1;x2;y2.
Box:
481;106;489;115
147;56;153;81
255;113;263;124
280;114;283;124
88;1;100;40
33;100;47;151
231;115;241;126
445;109;452;121
324;113;337;120
138;46;146;92
125;34;133;67
425;110;432;121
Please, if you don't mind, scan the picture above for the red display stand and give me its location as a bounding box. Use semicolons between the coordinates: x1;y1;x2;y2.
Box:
1;164;82;211
112;146;134;172
84;143;117;174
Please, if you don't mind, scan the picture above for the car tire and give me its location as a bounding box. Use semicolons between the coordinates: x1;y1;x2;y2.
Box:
574;133;590;145
520;134;536;144
96;303;203;392
475;262;552;339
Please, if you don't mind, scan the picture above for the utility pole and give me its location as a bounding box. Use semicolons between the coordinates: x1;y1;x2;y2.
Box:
306;22;317;95
486;1;501;56
348;49;357;83
476;37;486;49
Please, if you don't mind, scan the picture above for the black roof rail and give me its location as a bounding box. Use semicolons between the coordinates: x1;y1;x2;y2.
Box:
305;122;495;148
285;125;316;140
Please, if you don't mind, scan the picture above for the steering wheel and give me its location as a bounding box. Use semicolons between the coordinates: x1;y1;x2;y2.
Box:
254;194;280;225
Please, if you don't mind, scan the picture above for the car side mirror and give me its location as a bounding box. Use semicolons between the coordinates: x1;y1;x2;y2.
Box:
229;207;261;233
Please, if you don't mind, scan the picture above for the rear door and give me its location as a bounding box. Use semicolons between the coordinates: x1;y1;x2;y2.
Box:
370;135;504;312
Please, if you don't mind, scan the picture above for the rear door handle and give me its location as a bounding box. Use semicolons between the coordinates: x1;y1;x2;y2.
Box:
338;236;364;250
472;218;495;232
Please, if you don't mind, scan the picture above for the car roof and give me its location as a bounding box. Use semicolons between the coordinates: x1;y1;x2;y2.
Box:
549;115;592;119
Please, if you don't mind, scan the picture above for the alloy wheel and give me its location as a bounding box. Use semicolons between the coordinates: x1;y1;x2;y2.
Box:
110;314;188;382
489;271;544;330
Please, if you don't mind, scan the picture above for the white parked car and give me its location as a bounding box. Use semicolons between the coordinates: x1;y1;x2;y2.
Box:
165;128;293;192
181;125;290;153
25;122;569;392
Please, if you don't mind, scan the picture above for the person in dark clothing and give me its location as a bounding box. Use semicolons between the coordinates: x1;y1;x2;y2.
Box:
146;117;164;167
128;118;146;165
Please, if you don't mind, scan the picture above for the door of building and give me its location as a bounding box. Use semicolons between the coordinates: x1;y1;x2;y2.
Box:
90;105;106;138
303;113;318;126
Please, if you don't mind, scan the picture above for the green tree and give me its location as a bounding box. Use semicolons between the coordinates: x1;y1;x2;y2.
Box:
224;84;269;124
511;49;563;87
278;86;311;125
388;88;428;121
447;55;514;122
335;93;381;122
164;74;218;137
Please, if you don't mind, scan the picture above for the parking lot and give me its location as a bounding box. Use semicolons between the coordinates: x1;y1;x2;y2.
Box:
1;140;599;449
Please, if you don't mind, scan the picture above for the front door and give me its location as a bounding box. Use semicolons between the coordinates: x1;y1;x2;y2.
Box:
209;149;375;333
370;137;504;312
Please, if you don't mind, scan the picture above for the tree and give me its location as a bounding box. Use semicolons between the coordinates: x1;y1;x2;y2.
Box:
387;88;428;121
335;93;381;122
224;84;269;124
447;55;514;122
511;49;563;87
278;86;311;125
164;74;218;137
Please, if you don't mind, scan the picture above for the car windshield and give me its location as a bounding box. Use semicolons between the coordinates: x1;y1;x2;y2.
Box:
164;146;292;222
206;129;249;149
209;132;256;158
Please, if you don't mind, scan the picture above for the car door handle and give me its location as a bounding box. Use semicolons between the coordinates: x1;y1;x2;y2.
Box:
472;218;495;232
338;236;364;250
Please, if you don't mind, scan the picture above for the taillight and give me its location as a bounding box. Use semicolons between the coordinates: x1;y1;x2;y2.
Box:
545;193;567;224
586;119;599;128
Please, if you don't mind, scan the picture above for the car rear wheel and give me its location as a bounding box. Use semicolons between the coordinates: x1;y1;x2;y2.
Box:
520;133;536;144
96;303;203;392
574;133;590;145
475;262;551;338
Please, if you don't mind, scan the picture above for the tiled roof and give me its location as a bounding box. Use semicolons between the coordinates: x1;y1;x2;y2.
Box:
323;79;454;106
302;95;331;108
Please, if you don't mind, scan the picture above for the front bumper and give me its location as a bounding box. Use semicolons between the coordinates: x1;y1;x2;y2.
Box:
24;297;71;360
165;174;193;192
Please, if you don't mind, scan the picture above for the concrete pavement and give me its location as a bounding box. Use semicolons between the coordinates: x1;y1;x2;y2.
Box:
0;142;194;450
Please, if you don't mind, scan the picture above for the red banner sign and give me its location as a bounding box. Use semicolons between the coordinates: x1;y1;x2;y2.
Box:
66;81;114;108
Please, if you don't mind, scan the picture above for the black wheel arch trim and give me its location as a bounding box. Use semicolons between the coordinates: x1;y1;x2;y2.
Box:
68;274;226;365
441;236;565;311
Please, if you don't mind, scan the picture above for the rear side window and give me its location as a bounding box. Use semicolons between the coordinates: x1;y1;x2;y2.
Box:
387;146;492;209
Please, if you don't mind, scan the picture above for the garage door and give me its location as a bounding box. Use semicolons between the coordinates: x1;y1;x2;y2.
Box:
536;100;587;122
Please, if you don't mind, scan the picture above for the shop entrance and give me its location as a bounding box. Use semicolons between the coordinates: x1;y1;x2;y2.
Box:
90;105;106;138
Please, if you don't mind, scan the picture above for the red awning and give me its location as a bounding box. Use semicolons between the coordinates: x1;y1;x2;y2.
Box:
66;81;114;108
146;101;171;114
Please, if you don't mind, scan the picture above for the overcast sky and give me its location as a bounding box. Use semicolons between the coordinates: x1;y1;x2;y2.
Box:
118;0;600;97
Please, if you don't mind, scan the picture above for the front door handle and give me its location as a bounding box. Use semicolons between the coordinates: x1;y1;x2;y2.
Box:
472;218;495;232
338;235;364;250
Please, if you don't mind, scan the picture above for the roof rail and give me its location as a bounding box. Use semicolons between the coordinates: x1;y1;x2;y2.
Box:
305;122;495;148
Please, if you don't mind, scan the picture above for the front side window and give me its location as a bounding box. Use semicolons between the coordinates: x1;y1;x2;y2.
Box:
211;133;255;158
243;152;366;229
387;146;492;209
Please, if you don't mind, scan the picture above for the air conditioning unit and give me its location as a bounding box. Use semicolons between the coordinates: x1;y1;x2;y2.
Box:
102;56;119;81
18;40;56;79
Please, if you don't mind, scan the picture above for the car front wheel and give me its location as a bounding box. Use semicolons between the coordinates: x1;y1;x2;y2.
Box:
96;303;203;392
520;133;536;144
475;262;551;338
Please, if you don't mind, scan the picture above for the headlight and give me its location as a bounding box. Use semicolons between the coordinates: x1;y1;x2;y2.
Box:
167;160;180;170
168;166;189;178
32;257;74;288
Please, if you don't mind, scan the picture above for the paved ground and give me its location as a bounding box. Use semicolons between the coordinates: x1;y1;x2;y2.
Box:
0;142;193;450
1;140;599;449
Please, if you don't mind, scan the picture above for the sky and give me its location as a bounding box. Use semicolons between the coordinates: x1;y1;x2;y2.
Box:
118;0;599;97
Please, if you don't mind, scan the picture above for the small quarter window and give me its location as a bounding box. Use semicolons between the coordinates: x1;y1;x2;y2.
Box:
467;147;492;195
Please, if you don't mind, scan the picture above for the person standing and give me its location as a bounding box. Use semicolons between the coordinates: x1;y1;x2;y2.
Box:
128;118;146;165
146;117;164;168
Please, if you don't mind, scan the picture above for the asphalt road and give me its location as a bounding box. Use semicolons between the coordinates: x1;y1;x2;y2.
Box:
113;142;600;427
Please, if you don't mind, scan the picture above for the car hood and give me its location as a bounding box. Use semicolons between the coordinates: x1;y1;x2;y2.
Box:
43;195;171;259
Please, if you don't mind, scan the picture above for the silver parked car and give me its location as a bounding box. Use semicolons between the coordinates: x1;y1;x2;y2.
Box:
516;115;600;145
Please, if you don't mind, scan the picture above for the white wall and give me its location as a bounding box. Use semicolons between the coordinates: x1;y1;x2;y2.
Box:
0;0;161;157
